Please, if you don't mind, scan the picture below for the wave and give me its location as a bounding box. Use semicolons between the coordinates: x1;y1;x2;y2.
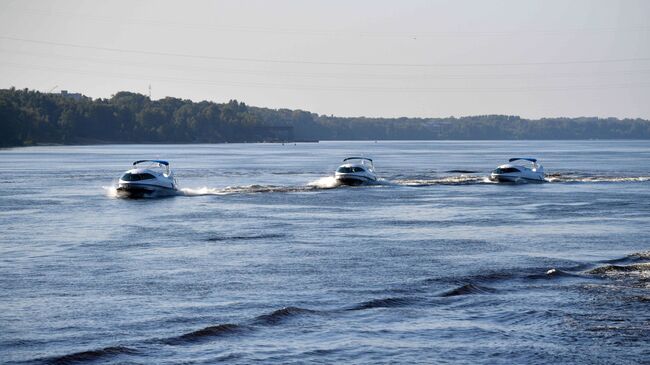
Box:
423;266;584;291
526;268;581;280
161;306;317;346
448;270;519;284
632;251;650;259
42;346;138;365
252;306;318;325
588;262;650;276
33;250;649;362
629;295;650;303
348;296;415;311
601;251;650;265
206;233;286;242
440;283;497;297
162;323;244;345
163;307;317;345
629;251;650;260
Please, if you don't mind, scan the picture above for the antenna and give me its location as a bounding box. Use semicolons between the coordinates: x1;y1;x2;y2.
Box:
48;85;58;93
148;84;152;99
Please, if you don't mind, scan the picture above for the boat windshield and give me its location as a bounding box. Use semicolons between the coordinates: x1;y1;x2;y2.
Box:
493;167;521;174
132;161;170;175
121;172;156;181
337;166;367;173
508;158;539;170
342;158;374;171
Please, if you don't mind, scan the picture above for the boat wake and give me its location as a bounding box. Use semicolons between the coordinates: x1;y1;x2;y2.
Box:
545;173;650;183
181;176;393;196
180;185;310;196
103;185;118;198
307;176;340;189
399;173;650;186
108;178;390;199
106;172;648;199
394;175;494;186
307;176;394;188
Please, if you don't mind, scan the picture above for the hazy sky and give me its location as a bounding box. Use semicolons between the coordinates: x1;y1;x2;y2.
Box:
1;0;649;118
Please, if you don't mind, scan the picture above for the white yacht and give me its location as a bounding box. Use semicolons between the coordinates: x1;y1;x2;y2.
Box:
335;157;378;186
116;160;178;198
490;158;545;183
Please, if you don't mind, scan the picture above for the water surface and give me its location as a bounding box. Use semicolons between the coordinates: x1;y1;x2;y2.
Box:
1;141;649;364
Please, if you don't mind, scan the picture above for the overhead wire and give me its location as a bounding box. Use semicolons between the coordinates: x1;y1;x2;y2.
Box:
3;47;650;81
3;61;650;93
2;36;650;68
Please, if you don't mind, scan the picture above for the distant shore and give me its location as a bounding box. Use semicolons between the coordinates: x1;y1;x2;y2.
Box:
2;88;650;148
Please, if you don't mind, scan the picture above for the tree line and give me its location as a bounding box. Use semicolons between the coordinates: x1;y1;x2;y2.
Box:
1;88;649;147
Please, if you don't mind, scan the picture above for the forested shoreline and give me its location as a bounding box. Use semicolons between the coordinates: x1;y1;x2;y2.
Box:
1;88;649;147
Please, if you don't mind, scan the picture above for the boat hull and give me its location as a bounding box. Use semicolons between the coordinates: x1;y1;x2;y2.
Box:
490;174;545;183
116;183;177;198
335;174;376;186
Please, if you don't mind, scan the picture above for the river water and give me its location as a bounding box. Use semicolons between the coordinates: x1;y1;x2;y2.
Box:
1;140;649;364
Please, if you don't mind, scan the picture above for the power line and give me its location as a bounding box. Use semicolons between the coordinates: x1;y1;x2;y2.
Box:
3;61;650;93
2;36;650;68
3;47;650;81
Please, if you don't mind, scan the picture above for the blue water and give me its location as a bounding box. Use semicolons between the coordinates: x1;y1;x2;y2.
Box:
1;141;649;364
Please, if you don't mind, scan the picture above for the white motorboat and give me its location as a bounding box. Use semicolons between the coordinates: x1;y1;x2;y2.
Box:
335;157;377;186
116;160;178;198
490;158;545;183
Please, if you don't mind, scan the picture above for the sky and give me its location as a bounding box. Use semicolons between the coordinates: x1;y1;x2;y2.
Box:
0;0;649;119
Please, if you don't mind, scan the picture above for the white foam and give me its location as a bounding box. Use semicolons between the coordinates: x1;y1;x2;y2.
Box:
102;185;118;198
180;187;228;196
181;184;304;196
372;178;397;186
546;175;650;183
394;175;489;186
307;176;340;189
